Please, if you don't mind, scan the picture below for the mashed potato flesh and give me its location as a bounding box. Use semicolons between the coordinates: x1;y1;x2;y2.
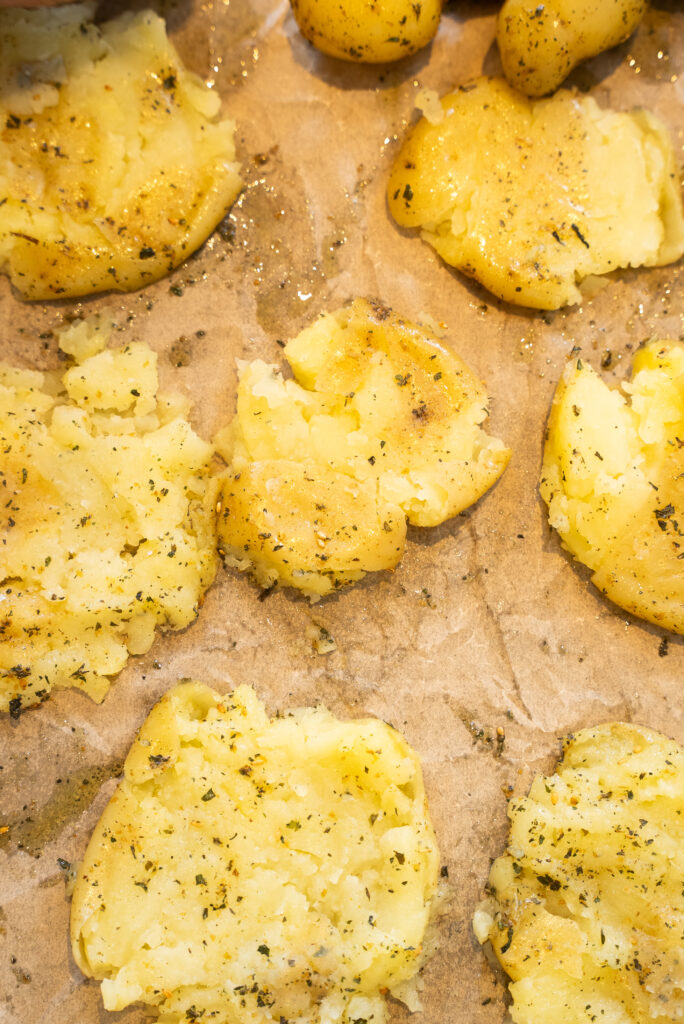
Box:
473;723;684;1024
540;341;684;634
215;298;509;599
0;320;217;714
388;78;684;310
0;3;241;299
70;681;440;1024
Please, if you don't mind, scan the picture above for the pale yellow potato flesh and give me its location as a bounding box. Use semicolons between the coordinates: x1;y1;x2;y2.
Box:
388;77;684;310
70;681;441;1024
215;298;510;600
0;319;218;716
473;722;684;1024
540;341;684;634
0;3;241;300
497;0;647;97
290;0;442;63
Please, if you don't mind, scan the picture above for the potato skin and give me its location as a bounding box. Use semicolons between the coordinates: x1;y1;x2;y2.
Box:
290;0;442;63
497;0;647;97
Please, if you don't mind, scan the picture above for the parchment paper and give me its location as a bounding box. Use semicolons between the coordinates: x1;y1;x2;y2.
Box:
1;2;683;1022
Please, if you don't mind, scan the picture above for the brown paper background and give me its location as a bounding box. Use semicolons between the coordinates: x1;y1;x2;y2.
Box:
1;2;683;1022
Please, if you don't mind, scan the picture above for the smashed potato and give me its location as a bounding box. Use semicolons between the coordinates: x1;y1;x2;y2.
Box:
215;299;509;599
388;77;684;310
71;681;441;1024
290;0;442;63
497;0;647;97
0;319;218;715
473;722;684;1024
540;341;684;634
0;4;241;300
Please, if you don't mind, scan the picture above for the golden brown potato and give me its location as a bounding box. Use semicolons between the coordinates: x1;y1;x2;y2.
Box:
219;461;408;597
388;77;684;310
0;4;241;299
71;681;441;1024
498;0;647;97
215;299;510;599
540;341;684;634
0;319;218;715
473;722;684;1024
290;0;442;62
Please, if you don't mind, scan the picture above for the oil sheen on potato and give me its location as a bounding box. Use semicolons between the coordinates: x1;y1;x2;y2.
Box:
388;77;684;310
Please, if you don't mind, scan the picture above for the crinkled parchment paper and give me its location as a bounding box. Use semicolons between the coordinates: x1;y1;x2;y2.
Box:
1;2;683;1022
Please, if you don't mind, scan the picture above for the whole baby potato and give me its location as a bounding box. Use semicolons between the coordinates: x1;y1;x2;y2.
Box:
290;0;442;62
497;0;647;96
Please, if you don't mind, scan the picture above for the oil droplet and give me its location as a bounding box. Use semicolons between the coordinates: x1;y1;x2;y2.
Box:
0;757;123;858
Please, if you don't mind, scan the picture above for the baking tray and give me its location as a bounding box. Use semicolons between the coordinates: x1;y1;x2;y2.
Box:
1;2;683;1022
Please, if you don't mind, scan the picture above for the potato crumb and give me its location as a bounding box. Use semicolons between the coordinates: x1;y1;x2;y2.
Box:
415;87;444;125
